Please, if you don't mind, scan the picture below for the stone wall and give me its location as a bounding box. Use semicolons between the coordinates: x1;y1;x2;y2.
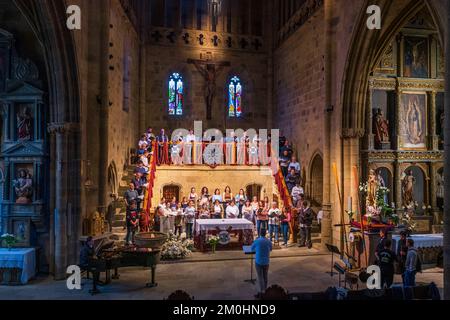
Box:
151;165;275;207
273;7;326;184
107;0;141;194
144;44;270;133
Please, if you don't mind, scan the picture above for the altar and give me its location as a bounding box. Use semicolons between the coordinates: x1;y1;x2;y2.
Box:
194;219;254;252
391;233;443;265
0;248;36;285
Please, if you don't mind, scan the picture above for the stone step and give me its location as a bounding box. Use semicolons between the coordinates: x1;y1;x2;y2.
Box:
112;226;126;234
111;220;126;228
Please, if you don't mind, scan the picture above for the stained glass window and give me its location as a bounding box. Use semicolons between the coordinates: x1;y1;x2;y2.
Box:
228;76;242;117
168;73;183;115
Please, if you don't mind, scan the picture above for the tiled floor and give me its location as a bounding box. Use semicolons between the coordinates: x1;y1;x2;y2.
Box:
0;246;443;300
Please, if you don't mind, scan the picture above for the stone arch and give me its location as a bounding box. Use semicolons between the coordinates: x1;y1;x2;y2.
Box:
245;182;263;200
308;152;323;207
11;1;81;279
162;182;183;202
108;161;119;196
341;0;444;137
402;165;428;213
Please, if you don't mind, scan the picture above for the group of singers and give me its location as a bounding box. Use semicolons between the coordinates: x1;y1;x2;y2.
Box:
153;186;293;247
137;127;274;166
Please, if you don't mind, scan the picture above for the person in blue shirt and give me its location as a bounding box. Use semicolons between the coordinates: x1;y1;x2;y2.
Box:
251;229;273;298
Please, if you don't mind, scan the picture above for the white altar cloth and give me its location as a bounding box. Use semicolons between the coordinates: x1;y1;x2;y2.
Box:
0;248;36;284
195;219;254;233
392;234;443;253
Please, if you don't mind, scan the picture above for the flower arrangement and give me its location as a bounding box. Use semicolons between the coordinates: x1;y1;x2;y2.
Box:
1;234;17;250
207;235;220;253
160;233;193;260
401;212;416;234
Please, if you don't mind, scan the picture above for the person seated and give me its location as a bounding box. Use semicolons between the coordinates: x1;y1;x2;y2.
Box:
198;204;210;219
79;236;95;270
135;160;149;175
279;150;290;177
280;140;293;158
288;156;301;176
291;183;304;207
212;199;224;219
138;135;149;155
225;199;239;219
285;169;299;193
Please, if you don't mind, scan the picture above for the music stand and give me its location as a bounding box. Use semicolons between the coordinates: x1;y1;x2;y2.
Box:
325;244;341;277
242;246;256;284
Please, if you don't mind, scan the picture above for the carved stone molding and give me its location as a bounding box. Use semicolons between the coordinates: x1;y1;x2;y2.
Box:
365;150;444;162
397;78;444;91
342;128;365;139
368;77;397;90
47;122;79;135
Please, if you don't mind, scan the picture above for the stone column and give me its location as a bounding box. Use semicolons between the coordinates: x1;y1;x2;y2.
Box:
321;0;334;250
429;162;440;224
48;123;69;280
430;91;439;150
443;0;450;301
394;161;403;215
367;86;375;150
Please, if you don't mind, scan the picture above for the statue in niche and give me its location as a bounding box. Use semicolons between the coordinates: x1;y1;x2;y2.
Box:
13;169;33;204
406;98;423;145
17;105;33;141
436;170;444;200
374;108;390;146
366;169;379;208
402;170;416;208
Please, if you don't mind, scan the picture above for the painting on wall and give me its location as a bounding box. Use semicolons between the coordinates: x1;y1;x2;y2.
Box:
399;93;427;150
11;218;31;247
403;36;429;78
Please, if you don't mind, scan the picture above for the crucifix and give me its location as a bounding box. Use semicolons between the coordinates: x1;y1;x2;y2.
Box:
188;58;230;120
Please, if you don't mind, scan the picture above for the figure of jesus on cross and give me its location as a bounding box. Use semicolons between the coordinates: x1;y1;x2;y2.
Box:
188;58;230;120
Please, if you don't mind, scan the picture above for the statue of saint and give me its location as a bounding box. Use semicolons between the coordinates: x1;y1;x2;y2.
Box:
406;98;423;145
13;169;33;204
436;170;444;199
366;169;379;208
402;170;416;208
374;108;390;145
17;106;33;141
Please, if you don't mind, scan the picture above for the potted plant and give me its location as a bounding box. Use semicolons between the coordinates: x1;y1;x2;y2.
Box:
207;235;220;254
1;234;18;251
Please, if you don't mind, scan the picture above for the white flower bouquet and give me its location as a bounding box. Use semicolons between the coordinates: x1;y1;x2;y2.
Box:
1;234;17;250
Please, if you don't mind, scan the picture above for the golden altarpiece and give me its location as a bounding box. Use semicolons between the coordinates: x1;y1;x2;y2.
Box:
362;12;444;233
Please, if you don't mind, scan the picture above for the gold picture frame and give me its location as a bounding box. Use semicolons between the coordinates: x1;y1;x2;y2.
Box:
398;91;428;150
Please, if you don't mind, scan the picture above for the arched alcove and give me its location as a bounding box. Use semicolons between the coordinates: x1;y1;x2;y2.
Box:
309;153;323;206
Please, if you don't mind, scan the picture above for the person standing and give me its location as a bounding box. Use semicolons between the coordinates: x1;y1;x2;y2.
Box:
298;201;314;249
251;229;272;299
378;239;397;288
268;202;280;243
256;200;269;237
125;201;139;245
375;228;388;262
280;207;291;247
397;231;408;280
291;183;304;207
124;183;139;209
184;201;196;239
174;202;184;236
404;239;419;287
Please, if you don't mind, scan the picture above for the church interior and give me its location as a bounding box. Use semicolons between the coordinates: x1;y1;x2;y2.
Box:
0;0;450;301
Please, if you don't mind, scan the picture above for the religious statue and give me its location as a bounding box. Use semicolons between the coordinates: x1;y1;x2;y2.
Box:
188;59;230;120
436;170;444;200
13;168;33;204
402;170;416;208
366;169;379;208
17;106;33;141
406;98;423;145
374;108;390;146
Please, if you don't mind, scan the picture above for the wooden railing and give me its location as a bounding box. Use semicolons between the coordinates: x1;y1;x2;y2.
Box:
143;141;158;221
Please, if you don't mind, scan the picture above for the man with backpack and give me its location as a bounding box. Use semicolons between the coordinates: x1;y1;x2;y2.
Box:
403;238;421;287
378;239;397;288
